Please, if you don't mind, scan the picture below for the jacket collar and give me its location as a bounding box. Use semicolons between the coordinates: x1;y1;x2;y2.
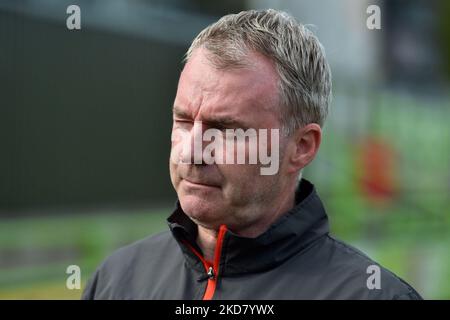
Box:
167;178;329;276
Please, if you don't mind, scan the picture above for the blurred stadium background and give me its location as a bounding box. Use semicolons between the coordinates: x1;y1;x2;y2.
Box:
0;0;449;299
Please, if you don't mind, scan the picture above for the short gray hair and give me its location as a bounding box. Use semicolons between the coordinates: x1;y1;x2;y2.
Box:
185;9;332;135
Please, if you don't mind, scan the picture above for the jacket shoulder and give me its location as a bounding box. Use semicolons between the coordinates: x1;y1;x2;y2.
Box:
101;230;175;269
82;230;179;299
319;235;422;299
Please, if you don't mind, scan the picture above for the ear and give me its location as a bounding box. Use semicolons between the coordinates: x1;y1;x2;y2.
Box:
286;123;322;174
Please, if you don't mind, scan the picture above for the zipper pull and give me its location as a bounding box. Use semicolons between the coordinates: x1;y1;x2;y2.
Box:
207;266;215;279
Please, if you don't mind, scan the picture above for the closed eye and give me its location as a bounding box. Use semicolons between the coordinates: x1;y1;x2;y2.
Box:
173;119;193;129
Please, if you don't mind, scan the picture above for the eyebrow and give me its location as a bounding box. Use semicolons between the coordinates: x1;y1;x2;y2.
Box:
172;106;192;119
172;105;250;129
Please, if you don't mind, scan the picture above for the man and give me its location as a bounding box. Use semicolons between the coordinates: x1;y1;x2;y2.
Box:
83;9;422;299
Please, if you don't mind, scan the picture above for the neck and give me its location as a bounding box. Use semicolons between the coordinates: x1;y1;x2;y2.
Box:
196;226;218;261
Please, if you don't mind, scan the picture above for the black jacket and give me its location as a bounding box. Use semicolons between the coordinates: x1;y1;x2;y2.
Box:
82;179;422;299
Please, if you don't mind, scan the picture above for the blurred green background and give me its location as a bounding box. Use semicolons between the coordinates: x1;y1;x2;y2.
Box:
0;0;449;299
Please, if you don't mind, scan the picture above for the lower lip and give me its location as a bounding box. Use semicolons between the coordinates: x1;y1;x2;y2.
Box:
182;179;219;189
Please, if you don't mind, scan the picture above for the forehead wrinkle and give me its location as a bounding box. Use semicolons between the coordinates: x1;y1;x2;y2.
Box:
177;48;281;128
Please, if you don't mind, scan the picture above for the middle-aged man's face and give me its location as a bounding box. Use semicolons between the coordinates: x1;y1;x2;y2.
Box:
170;48;291;233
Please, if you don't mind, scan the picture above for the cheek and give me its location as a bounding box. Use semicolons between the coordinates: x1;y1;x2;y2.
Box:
170;130;183;164
218;164;261;192
169;163;177;186
169;159;181;190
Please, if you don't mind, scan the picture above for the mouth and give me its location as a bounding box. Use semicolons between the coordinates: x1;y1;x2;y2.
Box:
182;178;220;189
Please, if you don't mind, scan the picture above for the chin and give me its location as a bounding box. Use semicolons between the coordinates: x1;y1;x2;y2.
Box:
179;194;222;227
